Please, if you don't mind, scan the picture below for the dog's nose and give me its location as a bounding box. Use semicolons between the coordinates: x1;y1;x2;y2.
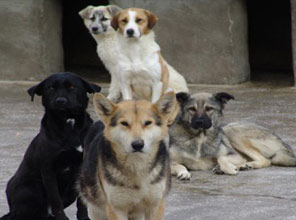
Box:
126;29;134;37
131;140;144;152
191;116;212;130
92;27;98;32
55;97;68;105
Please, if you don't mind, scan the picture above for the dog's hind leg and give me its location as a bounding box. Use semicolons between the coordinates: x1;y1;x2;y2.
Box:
171;162;191;180
271;150;296;166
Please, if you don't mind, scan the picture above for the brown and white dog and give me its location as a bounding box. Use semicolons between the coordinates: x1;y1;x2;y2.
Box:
111;8;189;103
78;92;177;220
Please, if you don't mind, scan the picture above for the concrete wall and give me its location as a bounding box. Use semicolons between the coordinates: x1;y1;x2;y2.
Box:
0;0;63;81
292;0;296;85
110;0;250;84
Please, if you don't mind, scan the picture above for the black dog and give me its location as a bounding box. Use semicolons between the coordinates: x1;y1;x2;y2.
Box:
0;72;101;220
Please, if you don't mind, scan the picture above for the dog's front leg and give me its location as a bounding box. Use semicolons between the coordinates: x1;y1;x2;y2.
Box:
41;164;69;220
145;199;165;220
106;203;127;220
170;161;191;180
151;82;163;103
76;197;90;220
120;83;132;100
107;75;122;102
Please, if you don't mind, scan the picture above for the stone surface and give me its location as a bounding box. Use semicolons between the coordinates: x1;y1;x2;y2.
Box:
292;0;296;85
110;0;250;84
1;80;296;219
0;0;63;81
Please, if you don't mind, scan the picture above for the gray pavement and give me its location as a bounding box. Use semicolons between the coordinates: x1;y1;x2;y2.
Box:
0;81;296;219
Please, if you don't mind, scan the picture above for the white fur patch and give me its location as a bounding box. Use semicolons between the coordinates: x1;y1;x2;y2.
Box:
66;118;75;128
76;145;83;152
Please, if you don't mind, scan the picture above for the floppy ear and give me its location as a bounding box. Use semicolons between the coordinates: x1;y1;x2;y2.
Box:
145;10;158;29
106;5;122;17
79;5;94;19
93;93;117;121
176;92;190;106
154;92;177;121
111;13;120;30
214;92;234;108
80;78;101;94
27;81;44;102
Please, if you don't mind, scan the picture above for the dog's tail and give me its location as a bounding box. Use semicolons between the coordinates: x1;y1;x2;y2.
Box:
0;213;11;220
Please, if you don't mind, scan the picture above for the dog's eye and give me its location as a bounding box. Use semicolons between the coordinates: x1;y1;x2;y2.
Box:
205;106;214;112
101;16;108;21
144;121;152;126
68;85;75;89
136;18;142;23
90;16;96;21
188;107;196;112
48;86;55;90
121;19;128;24
121;121;129;127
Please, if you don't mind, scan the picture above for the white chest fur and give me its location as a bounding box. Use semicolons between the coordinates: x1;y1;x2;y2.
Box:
116;32;163;101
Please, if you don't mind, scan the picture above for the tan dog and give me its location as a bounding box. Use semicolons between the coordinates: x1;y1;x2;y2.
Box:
78;92;178;220
110;8;188;103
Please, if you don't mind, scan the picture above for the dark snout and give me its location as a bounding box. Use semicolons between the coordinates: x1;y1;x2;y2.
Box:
54;97;68;108
191;114;212;130
126;28;134;37
131;139;144;152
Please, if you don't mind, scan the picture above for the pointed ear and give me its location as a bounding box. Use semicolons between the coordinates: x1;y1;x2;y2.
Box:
79;6;94;19
176;92;190;105
79;78;101;94
145;10;158;29
106;5;122;17
93;93;117;121
27;81;44;102
111;13;120;30
154;92;177;120
214;92;234;108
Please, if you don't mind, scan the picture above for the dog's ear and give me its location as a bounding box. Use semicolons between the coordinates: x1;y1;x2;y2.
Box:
27;81;44;102
214;92;234;108
145;10;158;29
111;13;120;30
176;92;190;105
79;78;101;94
79;6;94;19
155;92;177;121
93;93;117;121
106;5;122;17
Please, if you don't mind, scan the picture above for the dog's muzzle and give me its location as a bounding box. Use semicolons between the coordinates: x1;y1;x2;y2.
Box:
191;115;212;130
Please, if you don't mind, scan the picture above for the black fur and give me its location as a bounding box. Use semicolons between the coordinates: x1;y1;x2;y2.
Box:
1;72;101;220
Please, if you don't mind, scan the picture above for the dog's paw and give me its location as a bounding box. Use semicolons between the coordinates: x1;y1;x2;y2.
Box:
177;170;191;181
212;165;224;175
78;218;91;220
239;164;253;171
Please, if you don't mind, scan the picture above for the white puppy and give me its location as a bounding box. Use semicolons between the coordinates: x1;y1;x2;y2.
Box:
79;5;122;102
111;7;189;103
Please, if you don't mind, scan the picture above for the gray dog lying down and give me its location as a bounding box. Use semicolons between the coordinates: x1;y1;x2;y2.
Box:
170;92;296;180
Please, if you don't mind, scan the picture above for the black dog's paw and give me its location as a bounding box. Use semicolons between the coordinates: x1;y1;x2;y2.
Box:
212;165;224;175
78;218;91;220
55;213;69;220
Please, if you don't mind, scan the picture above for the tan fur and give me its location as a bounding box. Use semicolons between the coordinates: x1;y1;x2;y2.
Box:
81;92;177;220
